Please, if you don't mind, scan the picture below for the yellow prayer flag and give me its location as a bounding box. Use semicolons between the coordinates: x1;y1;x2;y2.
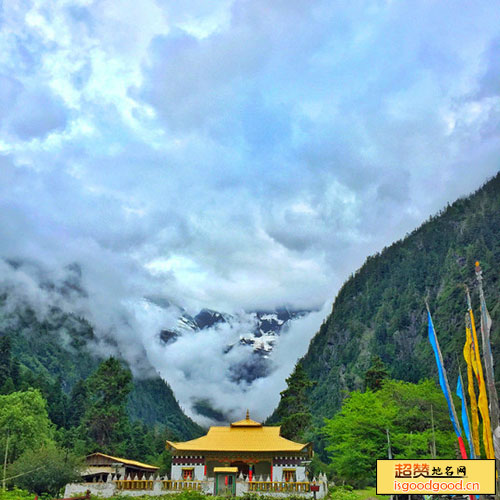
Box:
469;308;495;459
464;316;481;457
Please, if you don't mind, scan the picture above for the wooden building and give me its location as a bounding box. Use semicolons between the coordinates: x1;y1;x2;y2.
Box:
83;452;159;482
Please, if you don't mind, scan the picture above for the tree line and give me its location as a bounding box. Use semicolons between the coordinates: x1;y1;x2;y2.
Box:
271;356;457;488
0;339;174;496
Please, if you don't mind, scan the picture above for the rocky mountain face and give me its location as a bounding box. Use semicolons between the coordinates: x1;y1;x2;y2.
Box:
161;308;309;353
158;307;310;385
287;173;500;422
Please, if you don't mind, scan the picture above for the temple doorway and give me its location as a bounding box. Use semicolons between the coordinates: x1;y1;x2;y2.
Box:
214;467;237;495
230;461;249;478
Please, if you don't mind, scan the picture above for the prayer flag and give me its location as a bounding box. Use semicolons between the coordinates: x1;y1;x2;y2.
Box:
476;262;500;458
427;308;467;459
463;313;481;457
467;286;495;459
457;373;475;458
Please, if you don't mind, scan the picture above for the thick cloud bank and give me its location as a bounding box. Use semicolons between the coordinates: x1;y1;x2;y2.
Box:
0;0;499;421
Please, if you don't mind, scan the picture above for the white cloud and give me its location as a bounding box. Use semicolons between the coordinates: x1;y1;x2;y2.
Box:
0;0;499;421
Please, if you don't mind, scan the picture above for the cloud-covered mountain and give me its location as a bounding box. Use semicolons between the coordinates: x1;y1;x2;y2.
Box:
0;256;326;425
159;306;309;355
156;305;310;391
289;174;500;422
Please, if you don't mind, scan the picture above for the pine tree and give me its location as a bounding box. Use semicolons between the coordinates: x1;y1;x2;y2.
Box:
67;379;88;428
81;357;132;452
272;363;314;441
0;335;12;387
46;376;69;429
364;355;389;391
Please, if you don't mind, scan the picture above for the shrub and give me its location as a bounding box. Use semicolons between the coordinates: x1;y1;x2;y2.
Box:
7;444;82;496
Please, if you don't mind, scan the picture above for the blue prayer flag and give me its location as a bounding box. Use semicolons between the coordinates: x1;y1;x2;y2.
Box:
428;311;461;436
457;374;475;458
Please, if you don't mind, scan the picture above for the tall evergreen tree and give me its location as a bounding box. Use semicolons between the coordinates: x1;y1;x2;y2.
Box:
67;379;88;428
81;357;132;452
364;355;389;391
0;335;12;387
45;376;69;429
270;362;314;441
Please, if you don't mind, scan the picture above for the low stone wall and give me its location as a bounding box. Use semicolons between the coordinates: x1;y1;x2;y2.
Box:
65;482;116;498
64;477;328;498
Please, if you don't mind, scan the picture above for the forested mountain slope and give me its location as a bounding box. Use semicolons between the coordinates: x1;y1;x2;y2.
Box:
0;291;202;440
300;173;500;420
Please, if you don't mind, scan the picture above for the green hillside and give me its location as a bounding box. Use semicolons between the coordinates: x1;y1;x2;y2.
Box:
129;378;202;438
298;172;500;420
0;292;203;440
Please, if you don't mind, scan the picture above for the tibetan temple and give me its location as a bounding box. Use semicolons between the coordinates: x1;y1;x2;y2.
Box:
167;412;313;490
64;412;327;498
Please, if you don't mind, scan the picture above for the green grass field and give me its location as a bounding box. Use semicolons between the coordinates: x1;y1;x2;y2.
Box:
354;487;388;500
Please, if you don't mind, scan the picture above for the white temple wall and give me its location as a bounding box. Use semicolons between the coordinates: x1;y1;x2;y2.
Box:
171;465;182;480
193;465;205;480
65;476;328;499
295;466;306;482
171;464;205;480
65;482;115;498
272;465;306;482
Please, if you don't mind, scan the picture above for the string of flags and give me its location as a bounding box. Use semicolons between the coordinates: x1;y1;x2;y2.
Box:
427;261;498;469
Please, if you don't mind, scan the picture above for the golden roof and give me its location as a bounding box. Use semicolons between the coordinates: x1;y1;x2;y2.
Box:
87;452;159;471
167;415;311;455
229;409;262;427
230;417;262;427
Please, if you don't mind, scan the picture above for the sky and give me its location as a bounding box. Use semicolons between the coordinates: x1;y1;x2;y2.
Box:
1;0;499;422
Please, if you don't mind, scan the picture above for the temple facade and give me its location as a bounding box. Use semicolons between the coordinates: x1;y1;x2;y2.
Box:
167;412;313;493
64;413;327;498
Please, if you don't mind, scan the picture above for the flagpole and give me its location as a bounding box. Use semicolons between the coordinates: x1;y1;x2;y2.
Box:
475;262;500;499
475;262;500;448
430;404;437;459
466;286;495;459
386;428;392;459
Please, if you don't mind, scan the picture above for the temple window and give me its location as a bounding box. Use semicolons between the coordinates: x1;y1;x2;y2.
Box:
182;468;194;480
283;469;296;482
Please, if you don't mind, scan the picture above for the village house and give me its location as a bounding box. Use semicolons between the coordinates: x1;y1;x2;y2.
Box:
82;452;159;482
